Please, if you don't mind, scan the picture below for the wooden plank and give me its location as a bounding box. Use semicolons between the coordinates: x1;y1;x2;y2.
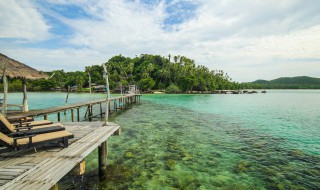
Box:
0;176;15;180
0;172;22;176
4;166;33;170
0;180;9;185
0;169;26;173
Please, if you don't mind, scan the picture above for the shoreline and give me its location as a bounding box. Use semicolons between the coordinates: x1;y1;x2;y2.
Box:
2;88;320;95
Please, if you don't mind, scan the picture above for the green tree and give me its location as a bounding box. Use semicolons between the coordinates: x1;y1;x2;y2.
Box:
139;78;155;91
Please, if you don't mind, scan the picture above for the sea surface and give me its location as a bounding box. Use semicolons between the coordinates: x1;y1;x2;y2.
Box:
2;90;319;189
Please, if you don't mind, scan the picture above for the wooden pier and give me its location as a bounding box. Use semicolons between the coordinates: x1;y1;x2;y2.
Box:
7;94;141;122
0;122;121;190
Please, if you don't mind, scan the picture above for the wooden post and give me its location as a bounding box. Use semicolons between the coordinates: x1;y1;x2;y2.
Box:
114;128;121;136
65;86;70;104
91;104;93;119
88;104;92;121
64;86;70;116
70;160;86;175
44;114;48;120
57;112;61;122
99;103;103;118
98;141;108;180
108;100;111;114
1;62;7;116
71;109;74;122
22;79;29;112
77;107;80;122
102;63;110;126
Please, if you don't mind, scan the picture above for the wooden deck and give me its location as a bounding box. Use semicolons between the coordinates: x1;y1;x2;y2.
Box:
0;122;120;190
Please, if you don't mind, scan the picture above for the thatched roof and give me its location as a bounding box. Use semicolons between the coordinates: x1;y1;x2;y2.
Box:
0;53;48;79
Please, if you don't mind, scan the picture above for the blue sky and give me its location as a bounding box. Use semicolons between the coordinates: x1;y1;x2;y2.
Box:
0;0;319;82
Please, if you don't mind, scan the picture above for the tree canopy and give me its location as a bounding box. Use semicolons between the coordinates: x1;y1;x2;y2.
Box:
89;54;240;92
1;54;240;92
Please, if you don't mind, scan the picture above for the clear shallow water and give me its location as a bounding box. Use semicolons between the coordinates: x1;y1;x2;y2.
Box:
141;90;320;155
2;91;319;189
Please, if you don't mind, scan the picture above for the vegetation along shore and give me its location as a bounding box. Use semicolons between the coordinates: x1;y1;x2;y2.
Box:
1;53;319;93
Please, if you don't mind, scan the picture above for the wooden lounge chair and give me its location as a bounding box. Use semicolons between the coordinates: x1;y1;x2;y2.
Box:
0;114;64;135
1;114;53;128
7;116;34;123
0;130;74;152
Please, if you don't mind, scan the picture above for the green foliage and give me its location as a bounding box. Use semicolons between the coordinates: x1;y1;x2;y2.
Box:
0;79;22;91
139;78;155;91
29;79;56;91
95;54;238;92
166;84;181;93
1;54;240;92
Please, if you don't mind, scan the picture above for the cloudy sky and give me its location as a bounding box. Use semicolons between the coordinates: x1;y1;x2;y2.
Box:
0;0;319;82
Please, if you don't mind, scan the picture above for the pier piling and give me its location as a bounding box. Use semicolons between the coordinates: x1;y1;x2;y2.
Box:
71;109;74;122
98;141;108;180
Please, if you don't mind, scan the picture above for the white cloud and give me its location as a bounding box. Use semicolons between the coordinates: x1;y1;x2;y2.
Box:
67;0;166;50
0;0;50;41
0;46;105;71
1;0;319;82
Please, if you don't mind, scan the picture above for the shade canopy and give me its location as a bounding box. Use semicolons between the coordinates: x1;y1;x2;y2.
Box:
0;53;48;79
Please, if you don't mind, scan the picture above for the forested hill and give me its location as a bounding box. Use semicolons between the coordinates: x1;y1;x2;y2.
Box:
1;54;240;92
249;76;320;89
74;54;239;92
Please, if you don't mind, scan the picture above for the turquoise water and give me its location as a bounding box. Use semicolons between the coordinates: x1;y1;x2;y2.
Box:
1;91;319;189
2;92;107;109
141;90;320;156
1;92;113;122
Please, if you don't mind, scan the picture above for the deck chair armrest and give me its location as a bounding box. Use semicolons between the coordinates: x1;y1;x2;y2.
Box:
8;116;28;122
13;122;32;126
13;122;31;128
14;125;33;132
13;134;36;140
8;131;27;137
13;134;36;149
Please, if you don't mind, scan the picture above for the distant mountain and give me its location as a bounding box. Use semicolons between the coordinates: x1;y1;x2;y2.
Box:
247;76;320;89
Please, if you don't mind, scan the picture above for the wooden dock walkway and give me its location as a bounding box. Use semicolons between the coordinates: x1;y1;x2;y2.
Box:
0;122;121;190
7;94;141;122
